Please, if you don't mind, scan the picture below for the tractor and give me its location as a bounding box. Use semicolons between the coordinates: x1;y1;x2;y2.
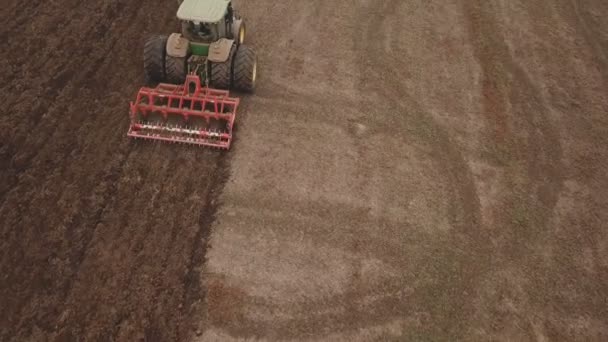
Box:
127;0;257;149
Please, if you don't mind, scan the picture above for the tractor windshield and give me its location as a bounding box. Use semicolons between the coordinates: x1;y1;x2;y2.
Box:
182;21;216;42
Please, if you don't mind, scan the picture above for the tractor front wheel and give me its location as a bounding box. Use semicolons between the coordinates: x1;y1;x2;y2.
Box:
232;45;257;92
144;35;168;83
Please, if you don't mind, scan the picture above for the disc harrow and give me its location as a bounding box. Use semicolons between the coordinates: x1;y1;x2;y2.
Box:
128;75;239;149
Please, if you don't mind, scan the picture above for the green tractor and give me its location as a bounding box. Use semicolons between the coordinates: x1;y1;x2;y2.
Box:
143;0;257;92
127;0;256;148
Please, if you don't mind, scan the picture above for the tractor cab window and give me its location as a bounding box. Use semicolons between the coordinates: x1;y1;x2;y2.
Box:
182;21;216;41
198;23;212;36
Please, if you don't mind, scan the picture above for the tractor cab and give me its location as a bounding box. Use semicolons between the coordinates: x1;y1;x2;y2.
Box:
177;0;244;44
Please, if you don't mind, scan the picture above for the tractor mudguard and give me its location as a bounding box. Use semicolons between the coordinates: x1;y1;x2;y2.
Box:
208;38;235;63
166;33;189;58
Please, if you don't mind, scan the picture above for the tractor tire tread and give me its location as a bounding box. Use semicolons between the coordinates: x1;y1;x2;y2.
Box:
210;47;235;90
144;35;167;83
233;45;256;92
165;55;187;84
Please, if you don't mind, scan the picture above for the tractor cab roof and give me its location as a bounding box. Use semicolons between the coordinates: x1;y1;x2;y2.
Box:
177;0;230;24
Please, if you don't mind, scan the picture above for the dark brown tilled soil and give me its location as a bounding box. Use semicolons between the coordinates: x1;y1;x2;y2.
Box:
0;0;228;340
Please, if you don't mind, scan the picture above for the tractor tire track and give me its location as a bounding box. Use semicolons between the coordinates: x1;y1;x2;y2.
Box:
562;0;608;84
463;0;564;258
354;0;483;236
208;1;485;340
461;1;577;339
354;1;486;338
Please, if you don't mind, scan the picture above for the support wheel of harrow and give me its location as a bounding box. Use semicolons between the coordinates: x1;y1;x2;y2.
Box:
233;44;257;92
144;35;168;84
210;46;235;90
166;55;187;84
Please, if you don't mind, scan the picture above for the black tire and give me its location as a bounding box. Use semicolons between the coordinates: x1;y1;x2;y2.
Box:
210;46;235;90
232;44;257;92
144;35;168;83
165;55;187;84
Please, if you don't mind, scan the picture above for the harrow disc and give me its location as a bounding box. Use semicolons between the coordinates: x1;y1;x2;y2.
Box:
128;75;239;149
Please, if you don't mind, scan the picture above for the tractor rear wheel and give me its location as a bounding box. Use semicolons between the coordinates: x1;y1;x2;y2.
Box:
209;44;236;90
232;45;257;92
165;55;187;84
144;35;168;83
210;46;235;90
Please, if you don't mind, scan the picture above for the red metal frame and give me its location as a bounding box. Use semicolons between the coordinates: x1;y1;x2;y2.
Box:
128;74;240;149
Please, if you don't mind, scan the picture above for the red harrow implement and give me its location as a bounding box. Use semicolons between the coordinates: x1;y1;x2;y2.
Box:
128;75;240;149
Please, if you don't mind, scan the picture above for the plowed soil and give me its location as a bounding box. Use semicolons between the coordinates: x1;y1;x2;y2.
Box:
1;0;607;341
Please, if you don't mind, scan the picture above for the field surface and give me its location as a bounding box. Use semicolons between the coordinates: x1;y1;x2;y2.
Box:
1;0;607;341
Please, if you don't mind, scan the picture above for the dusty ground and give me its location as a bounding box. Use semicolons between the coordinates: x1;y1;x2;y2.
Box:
1;0;607;341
